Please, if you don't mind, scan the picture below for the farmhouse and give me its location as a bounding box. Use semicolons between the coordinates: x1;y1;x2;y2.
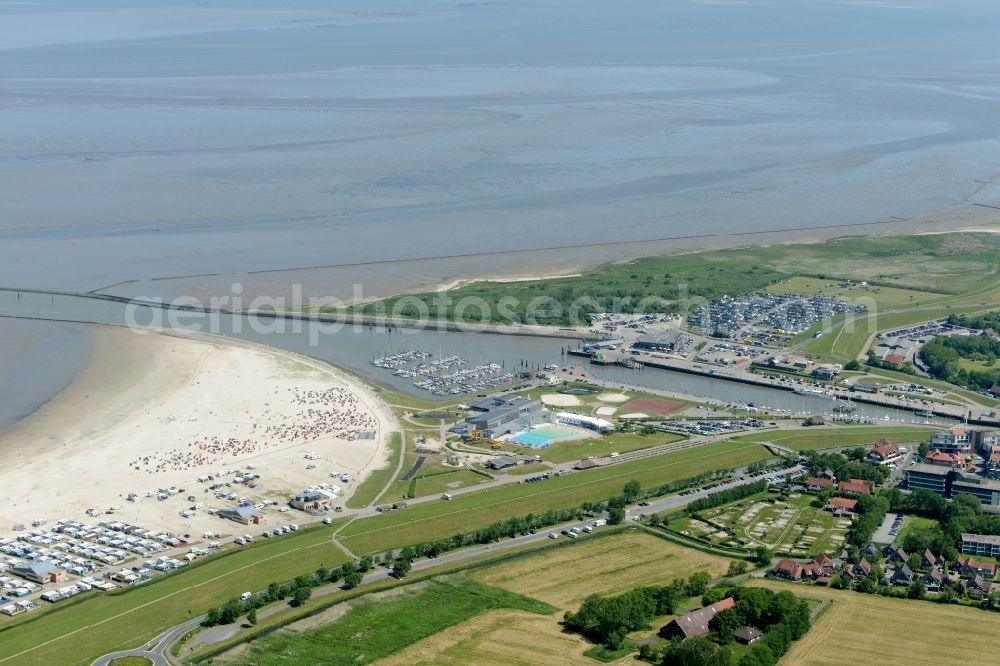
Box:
734;626;763;645
659;597;735;640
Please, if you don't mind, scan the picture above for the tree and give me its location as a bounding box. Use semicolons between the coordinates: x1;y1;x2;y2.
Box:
291;585;312;607
907;581;927;599
392;557;412;578
358;554;374;572
246;609;257;626
710;607;746;643
917;441;930;459
624;479;643;502
753;546;771;566
204;607;221;627
727;560;749;577
607;506;626;525
685;571;712;597
907;553;923;573
661;636;731;666
739;643;776;666
219;598;243;625
343;570;363;589
267;581;282;601
844;360;861;371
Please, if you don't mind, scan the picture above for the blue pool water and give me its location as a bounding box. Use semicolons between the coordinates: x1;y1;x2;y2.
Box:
510;425;584;448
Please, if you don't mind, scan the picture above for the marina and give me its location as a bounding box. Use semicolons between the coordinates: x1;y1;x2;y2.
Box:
372;350;516;395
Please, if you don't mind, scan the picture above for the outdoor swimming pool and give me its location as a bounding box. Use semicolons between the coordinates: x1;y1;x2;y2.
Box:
510;424;586;448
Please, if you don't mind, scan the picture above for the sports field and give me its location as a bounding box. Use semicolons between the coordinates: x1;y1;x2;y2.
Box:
621;397;684;416
473;532;732;608
749;580;1000;666
337;441;772;554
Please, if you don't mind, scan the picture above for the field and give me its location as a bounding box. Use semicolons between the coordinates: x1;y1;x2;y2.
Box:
529;430;686;464
621;397;684;415
672;492;850;557
336;440;773;554
729;426;936;452
749;580;1000;666
473;531;733;608
0;524;349;666
224;577;555;666
376;608;607;666
765;277;942;310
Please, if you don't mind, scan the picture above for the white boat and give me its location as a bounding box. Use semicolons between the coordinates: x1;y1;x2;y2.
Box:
794;387;835;400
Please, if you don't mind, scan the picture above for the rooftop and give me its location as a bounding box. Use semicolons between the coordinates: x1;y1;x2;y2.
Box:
963;533;1000;545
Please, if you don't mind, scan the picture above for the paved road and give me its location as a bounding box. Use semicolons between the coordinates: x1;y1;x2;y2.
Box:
91;463;799;665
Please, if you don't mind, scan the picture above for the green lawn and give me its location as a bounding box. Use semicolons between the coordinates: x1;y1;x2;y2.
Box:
347;432;402;509
0;524;349;666
516;431;686;464
228;577;555;665
337;440;772;553
894;516;938;545
729;426;935;452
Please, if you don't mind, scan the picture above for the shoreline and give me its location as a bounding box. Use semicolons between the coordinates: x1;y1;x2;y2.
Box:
0;324;397;536
90;203;1000;306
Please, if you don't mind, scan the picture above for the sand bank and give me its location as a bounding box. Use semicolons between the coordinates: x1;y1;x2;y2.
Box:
0;326;394;535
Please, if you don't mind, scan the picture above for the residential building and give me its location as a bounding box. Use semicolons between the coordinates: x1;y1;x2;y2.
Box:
837;479;872;495
950;474;1000;507
891;564;914;587
921;549;945;570
929;428;973;454
956;556;997;579
825;497;858;515
868;440;902;465
771;559;801;581
925;449;963;467
289;491;326;512
961;533;1000;559
904;463;950;495
921;570;944;592
806;477;833;491
659;598;735;640
883;544;908;564
850;558;872;581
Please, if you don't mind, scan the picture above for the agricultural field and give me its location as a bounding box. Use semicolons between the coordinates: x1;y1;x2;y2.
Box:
729;426;935;452
474;531;733;608
223;577;555;666
336;440;773;554
376;608;604;666
749;580;1000;666
671;492;850;557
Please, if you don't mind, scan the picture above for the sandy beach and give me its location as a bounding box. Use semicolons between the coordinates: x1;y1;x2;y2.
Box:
0;326;395;536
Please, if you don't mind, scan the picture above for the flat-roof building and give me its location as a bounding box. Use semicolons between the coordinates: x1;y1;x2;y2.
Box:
905;463;950;495
465;394;551;436
961;533;1000;559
